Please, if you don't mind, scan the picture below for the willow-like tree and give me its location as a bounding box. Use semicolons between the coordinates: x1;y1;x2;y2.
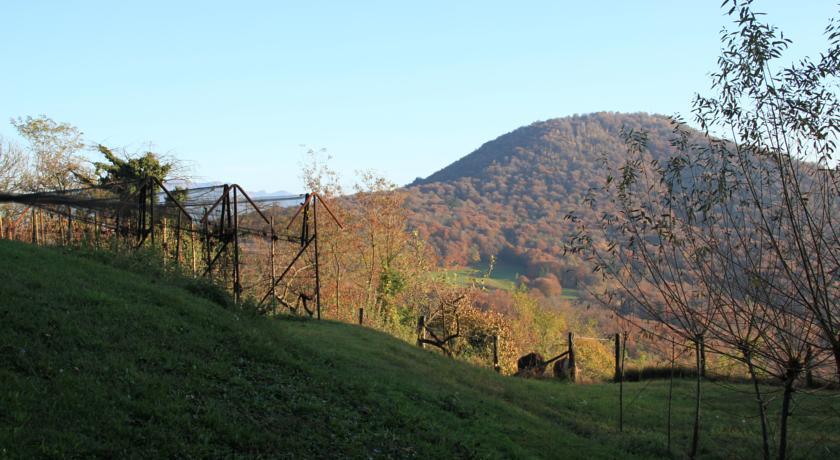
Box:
568;1;839;458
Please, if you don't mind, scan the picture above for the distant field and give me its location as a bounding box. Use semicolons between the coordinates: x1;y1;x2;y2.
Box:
442;260;581;299
445;266;517;291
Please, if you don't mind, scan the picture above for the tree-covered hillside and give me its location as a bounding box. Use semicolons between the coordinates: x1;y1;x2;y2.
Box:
405;112;684;288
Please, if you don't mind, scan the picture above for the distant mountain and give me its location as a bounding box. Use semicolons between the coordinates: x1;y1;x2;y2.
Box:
248;189;298;199
162;180;301;208
405;112;688;289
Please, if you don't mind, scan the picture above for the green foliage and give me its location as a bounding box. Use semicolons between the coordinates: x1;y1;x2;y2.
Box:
93;144;174;185
378;264;406;299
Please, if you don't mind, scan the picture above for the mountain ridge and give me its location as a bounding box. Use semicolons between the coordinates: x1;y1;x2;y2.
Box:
404;112;687;288
412;112;674;186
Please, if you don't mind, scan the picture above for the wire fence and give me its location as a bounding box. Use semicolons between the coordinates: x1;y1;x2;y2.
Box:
0;178;342;316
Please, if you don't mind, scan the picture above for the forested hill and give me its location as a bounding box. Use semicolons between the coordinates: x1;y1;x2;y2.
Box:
405;112;686;288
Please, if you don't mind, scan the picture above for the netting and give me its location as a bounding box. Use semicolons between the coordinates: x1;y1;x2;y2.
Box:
0;178;342;315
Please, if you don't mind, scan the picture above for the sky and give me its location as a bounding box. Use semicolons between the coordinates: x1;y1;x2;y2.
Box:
1;1;836;193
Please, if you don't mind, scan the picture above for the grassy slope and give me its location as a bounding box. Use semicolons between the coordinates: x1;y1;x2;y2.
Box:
1;241;838;459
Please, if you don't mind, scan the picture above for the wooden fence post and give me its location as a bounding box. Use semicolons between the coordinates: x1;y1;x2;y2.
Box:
620;331;627;432
358;307;364;325
667;341;675;451
270;216;277;313
493;334;500;373
232;186;241;304
59;213;65;245
67;208;73;245
203;207;211;279
614;332;621;383
417;315;426;348
162;217;168;263
313;195;321;320
568;332;576;383
40;210;46;244
94;212;100;248
175;213;182;267
149;183;155;246
190;222;197;276
31;208;37;244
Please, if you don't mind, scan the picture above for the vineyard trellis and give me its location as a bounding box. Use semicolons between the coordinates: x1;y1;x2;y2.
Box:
0;177;343;316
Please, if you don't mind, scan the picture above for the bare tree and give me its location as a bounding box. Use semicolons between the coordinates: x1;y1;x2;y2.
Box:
568;2;839;458
0;136;26;192
11;115;87;191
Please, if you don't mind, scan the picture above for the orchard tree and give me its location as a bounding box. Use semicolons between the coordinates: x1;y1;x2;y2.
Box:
568;1;840;458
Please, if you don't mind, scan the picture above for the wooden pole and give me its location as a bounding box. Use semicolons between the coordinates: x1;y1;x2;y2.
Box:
270;216;277;313
233;186;241;304
115;210;121;251
41;210;47;244
191;222;197;276
223;186;231;287
162;217;168;263
568;332;576;383
614;332;621;383
175;213;182;267
620;331;627;432
358;307;364;325
301;194;309;246
699;335;706;378
149;181;155;246
94;211;100;249
138;183;145;245
31;208;37;244
493;334;500;373
313;195;322;320
59;212;65;245
667;341;675;451
67;206;73;245
203;207;211;278
417;315;426;348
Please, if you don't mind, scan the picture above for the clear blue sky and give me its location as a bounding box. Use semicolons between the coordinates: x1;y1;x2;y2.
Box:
1;1;835;192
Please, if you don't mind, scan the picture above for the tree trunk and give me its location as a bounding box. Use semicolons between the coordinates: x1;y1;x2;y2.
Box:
778;372;797;460
833;340;840;384
745;351;770;460
690;338;702;459
667;342;674;452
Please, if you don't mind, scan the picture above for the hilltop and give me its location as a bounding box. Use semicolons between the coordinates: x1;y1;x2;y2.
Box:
405;112;683;289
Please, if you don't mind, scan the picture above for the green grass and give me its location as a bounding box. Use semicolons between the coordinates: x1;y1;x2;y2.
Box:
443;261;580;299
1;240;839;458
446;266;518;291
